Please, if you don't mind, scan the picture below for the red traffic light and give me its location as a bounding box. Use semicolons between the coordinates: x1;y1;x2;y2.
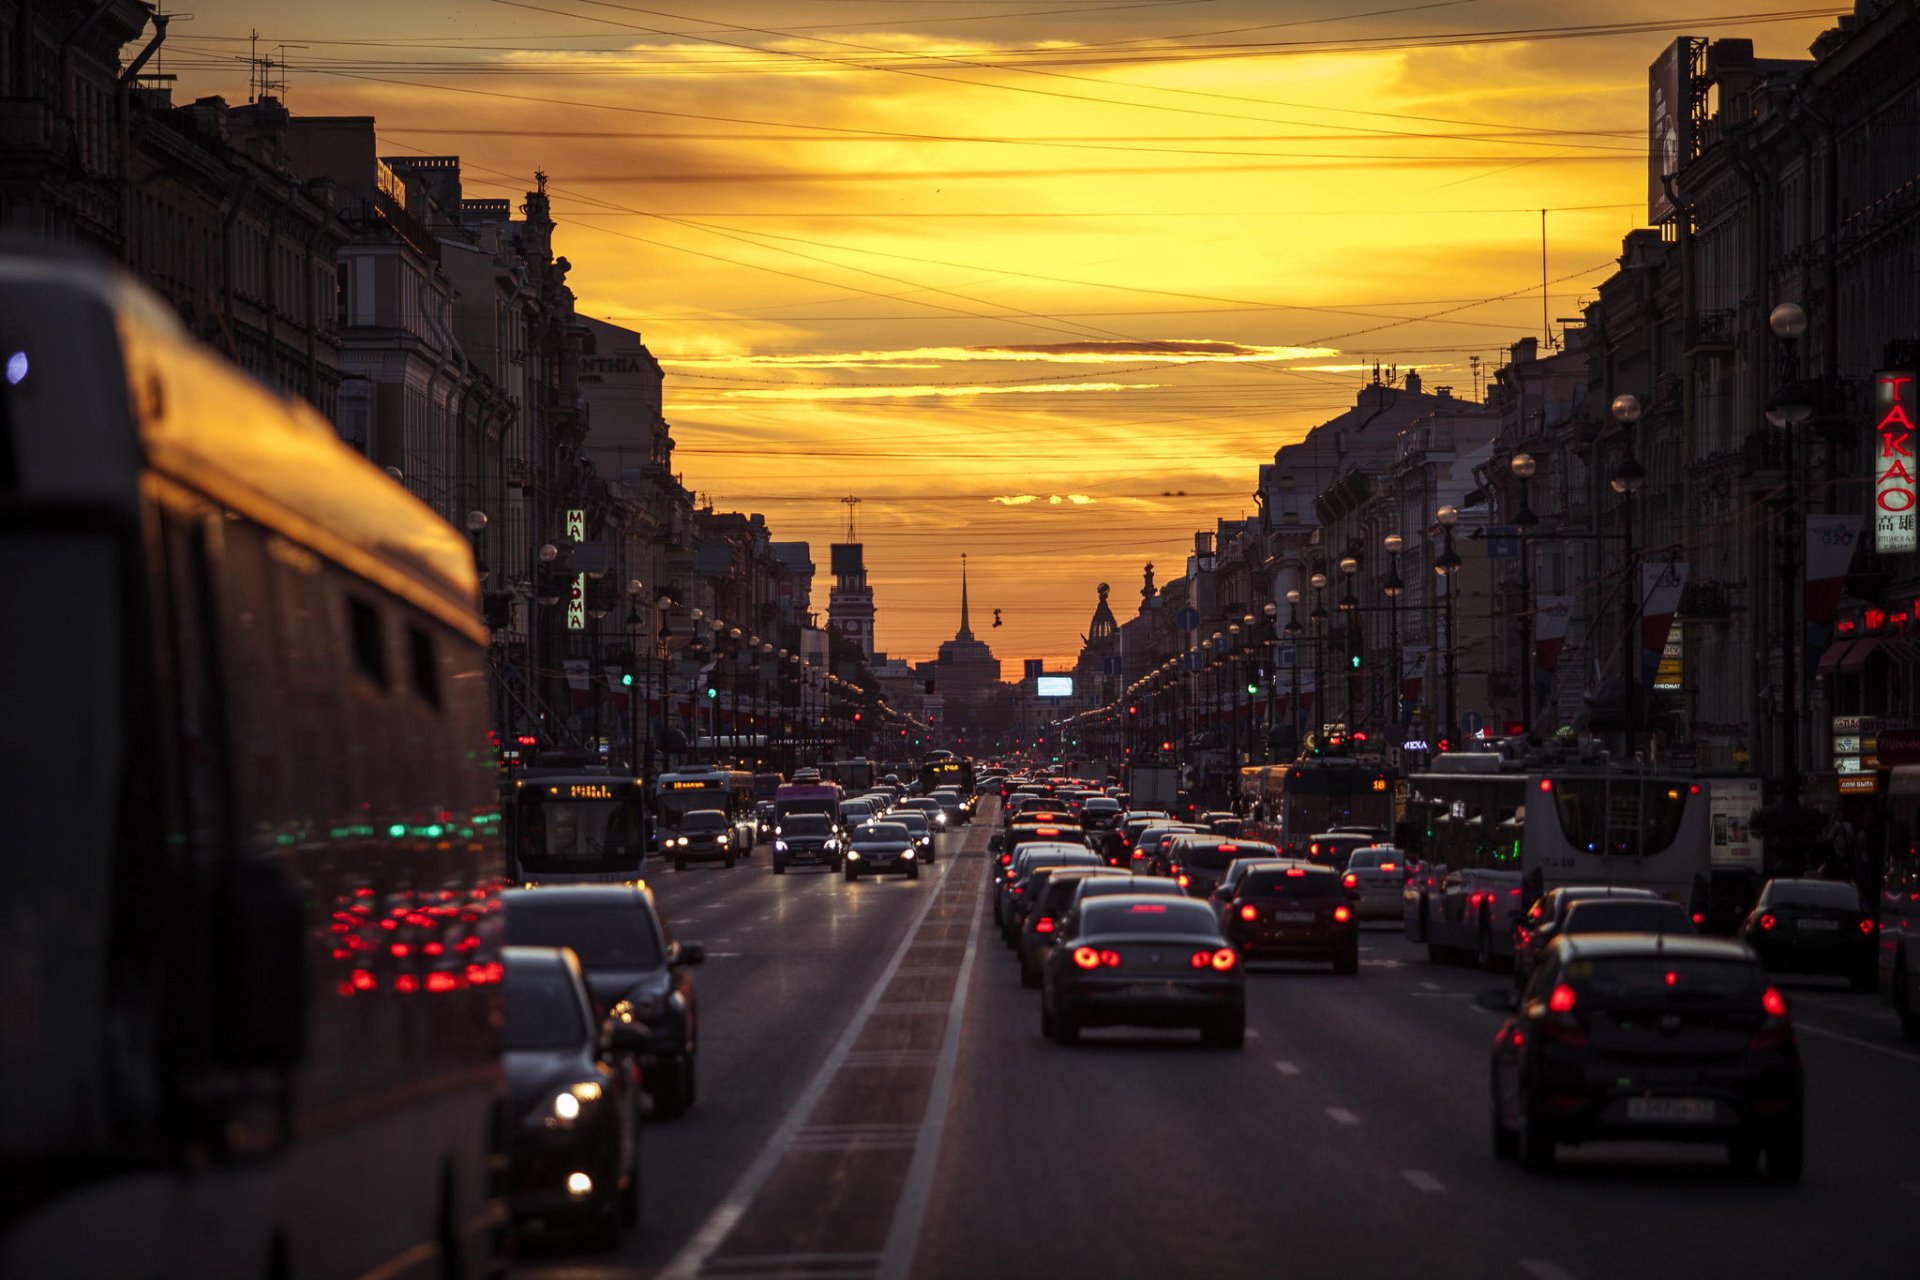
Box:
1128;705;1139;715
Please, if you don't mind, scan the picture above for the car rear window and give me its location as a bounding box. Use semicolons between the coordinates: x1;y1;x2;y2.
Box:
1081;899;1221;935
1570;956;1763;1006
1765;881;1864;910
506;899;665;969
1561;901;1693;934
1244;869;1343;897
1077;877;1184;901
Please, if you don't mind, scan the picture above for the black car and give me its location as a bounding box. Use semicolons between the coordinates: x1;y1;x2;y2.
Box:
892;809;939;864
1001;847;1105;941
503;886;705;1118
1041;895;1245;1047
662;808;743;871
1738;877;1877;991
1484;934;1803;1180
1016;867;1131;988
1068;874;1190;913
1079;797;1123;833
1222;861;1359;973
770;812;844;874
502;946;641;1247
1166;836;1280;898
1513;885;1663;991
1559;897;1696;939
846;821;921;881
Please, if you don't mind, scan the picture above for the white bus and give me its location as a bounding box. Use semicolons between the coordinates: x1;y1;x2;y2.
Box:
1522;770;1713;913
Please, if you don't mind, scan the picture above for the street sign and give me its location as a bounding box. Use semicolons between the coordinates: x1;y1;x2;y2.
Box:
1461;709;1485;736
1486;526;1521;559
1185;651;1205;672
1276;642;1297;667
1177;607;1201;631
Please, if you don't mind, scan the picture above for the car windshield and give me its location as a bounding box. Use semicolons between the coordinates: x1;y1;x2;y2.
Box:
781;815;832;837
1348;850;1397;869
853;823;910;846
1176;842;1245;871
1080;899;1221;936
1572;956;1763;1005
682;811;726;830
1764;880;1864;910
506;899;666;970
516;796;645;870
1561;901;1693;934
504;965;589;1050
895;813;930;832
1551;888;1656;922
1244;869;1342;897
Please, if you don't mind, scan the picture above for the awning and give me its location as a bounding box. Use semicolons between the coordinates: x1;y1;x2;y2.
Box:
1816;640;1855;673
1888;765;1920;798
1838;638;1884;674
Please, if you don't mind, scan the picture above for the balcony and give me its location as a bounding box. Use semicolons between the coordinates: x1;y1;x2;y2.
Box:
1685;309;1737;355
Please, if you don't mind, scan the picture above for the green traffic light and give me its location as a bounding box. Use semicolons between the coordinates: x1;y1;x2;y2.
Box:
1246;682;1258;694
1349;655;1361;669
705;686;718;699
621;672;634;687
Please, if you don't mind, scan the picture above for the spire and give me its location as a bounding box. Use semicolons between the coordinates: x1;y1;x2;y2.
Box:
957;554;974;641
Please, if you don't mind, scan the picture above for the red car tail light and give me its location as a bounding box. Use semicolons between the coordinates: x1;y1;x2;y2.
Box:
1342;873;1358;889
1691;913;1705;926
1035;917;1055;934
1210;948;1238;971
1548;983;1577;1014
1098;949;1122;968
1760;913;1776;931
1176;874;1191;888
1750;986;1794;1049
1333;904;1352;923
1762;986;1789;1017
1858;918;1876;935
1189;950;1209;969
1072;946;1101;969
1239;904;1259;921
1285;867;1307;878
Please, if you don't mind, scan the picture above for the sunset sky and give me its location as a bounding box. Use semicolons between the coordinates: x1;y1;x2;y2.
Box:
160;2;1841;666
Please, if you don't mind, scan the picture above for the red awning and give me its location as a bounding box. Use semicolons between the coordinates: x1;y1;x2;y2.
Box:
1838;638;1884;673
1816;641;1855;673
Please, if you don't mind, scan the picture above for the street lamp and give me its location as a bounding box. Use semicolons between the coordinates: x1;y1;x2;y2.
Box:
1382;533;1404;731
1309;573;1329;745
1510;453;1538;736
1434;506;1461;748
465;510;490;583
1606;394;1648;755
1767;302;1814;804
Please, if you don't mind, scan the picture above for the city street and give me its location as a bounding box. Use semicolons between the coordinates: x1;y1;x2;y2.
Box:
518;812;1920;1280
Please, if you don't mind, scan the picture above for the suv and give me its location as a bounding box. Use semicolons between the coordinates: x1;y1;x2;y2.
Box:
1304;831;1381;871
1166;836;1280;898
662;808;744;871
770;812;844;874
1221;861;1359;973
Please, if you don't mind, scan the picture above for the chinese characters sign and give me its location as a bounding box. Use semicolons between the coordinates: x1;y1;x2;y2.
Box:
1876;371;1916;553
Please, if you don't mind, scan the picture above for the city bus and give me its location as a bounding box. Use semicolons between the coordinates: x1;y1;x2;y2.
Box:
505;769;648;885
818;757;879;791
920;754;976;798
1522;769;1715;914
1401;753;1530;967
1240;757;1394;855
1;252;503;1277
655;766;757;846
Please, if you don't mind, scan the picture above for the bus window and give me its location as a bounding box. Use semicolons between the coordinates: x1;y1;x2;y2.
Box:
1550;778;1691;858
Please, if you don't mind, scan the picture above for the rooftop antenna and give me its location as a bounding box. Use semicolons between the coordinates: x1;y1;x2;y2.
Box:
246;29;303;103
841;493;862;541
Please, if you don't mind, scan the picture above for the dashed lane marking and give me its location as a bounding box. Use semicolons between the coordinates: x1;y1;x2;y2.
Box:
1402;1170;1445;1193
1326;1107;1361;1126
1420;981;1441;990
1519;1260;1577;1280
1795;1021;1920;1063
1273;1061;1301;1076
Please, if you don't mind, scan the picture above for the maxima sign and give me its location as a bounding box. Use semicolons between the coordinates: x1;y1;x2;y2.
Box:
1876;371;1916;553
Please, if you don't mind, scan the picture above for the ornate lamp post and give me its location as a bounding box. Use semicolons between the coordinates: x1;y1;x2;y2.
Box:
1381;533;1405;731
1434;506;1462;748
1510;453;1538;735
1284;588;1304;751
1309;572;1329;746
1337;555;1360;734
1261;601;1278;761
1609;394;1648;755
1766;302;1813;805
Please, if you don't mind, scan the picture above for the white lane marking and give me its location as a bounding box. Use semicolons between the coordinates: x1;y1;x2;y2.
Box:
1795;1021;1920;1063
1273;1060;1301;1076
1325;1107;1361;1126
1411;991;1473;998
657;855;957;1280
1402;1169;1445;1193
1244;1027;1261;1039
875;862;988;1280
1420;981;1441;990
705;952;743;958
1519;1260;1577;1280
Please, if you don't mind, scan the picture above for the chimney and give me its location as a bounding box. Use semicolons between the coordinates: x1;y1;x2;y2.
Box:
1194;531;1214;558
1405;370;1422;396
1512;337;1539;365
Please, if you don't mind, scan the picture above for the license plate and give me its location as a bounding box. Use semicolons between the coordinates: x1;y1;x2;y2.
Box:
1120;982;1182;998
1797;919;1839;931
1626;1097;1715;1123
1272;911;1315;922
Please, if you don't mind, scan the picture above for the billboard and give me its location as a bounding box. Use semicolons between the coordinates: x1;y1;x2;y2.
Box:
1035;675;1074;698
1707;778;1763;872
1648;39;1690;224
1875;371;1916;553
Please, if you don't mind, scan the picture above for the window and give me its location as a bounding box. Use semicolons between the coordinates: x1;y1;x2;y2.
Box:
348;597;388;689
409;624;441;709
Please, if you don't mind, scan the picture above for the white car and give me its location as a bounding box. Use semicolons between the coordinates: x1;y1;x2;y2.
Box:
1342;845;1411;919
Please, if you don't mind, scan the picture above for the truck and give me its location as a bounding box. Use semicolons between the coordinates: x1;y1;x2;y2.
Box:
1128;764;1183;812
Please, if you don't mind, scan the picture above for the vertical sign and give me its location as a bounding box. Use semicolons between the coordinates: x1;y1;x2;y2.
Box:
1875;371;1916;553
1638;560;1688;690
1648;40;1690;224
565;508;588;630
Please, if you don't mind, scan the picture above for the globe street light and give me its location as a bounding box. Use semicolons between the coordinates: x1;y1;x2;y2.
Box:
1434;507;1461;747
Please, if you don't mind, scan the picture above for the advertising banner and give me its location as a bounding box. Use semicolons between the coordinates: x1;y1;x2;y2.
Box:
1648;40;1690;223
1875;371;1916;553
563;658;593;709
1532;595;1573;708
1707;778;1763;871
1639;560;1689;690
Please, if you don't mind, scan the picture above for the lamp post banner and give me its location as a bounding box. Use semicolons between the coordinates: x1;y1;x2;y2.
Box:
1533;595;1575;709
1875;371;1916;553
606;667;629;711
1803;514;1864;626
563;658;594;709
1400;648;1428;706
1639;561;1689;689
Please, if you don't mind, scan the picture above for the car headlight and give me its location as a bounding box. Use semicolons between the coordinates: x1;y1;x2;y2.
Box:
676;836;689;846
825;839;840;849
934;814;948;826
848;849;862;860
549;1080;601;1125
774;840;788;852
902;849;916;860
718;834;730;845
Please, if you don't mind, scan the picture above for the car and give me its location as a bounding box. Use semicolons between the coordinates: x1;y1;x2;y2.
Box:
891;808;939;864
1221;861;1359;973
1103;810;1170;865
1198;810;1244;836
1484;934;1804;1180
1341;845;1412;920
1070;874;1190;913
1041;895;1246;1047
1079;797;1123;832
1204;857;1292;921
662;808;744;871
1000;844;1105;937
899;796;950;831
1738;878;1878;991
839;799;878;828
991;822;1091;872
1165;836;1280;898
752;801;778;845
503;885;705;1119
1131;824;1206;876
1513;885;1664;991
501;946;642;1247
770;812;844;874
929;788;971;826
846;821;921;881
1016;867;1132;988
1304;831;1380;871
1559;897;1696;939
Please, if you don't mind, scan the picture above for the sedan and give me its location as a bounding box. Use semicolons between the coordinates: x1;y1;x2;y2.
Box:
1002;846;1105;941
1338;845;1411;920
1016;867;1131;988
662;808;742;871
504;885;705;1119
1224;862;1359;973
1485;935;1803;1181
1041;895;1246;1047
846;821;921;881
1560;898;1696;939
502;946;641;1248
891;808;939;864
1166;836;1280;898
1513;885;1662;992
1739;877;1877;991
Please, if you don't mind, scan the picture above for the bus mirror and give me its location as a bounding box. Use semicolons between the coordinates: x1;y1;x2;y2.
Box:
213;857;308;1070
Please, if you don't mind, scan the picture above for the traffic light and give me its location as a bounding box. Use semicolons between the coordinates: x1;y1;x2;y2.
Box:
621;671;635;687
1246;679;1259;695
1128;705;1139;716
853;711;862;722
704;684;718;700
1349;653;1361;670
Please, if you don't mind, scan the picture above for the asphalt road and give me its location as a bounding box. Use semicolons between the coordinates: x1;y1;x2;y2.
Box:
518;806;1920;1280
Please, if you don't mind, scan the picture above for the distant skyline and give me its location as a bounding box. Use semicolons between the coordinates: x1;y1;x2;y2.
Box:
156;1;1839;663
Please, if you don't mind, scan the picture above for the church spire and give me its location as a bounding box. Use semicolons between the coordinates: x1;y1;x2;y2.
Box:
957;554;974;641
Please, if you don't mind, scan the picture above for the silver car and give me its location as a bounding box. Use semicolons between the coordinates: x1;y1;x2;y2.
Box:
1342;845;1411;919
